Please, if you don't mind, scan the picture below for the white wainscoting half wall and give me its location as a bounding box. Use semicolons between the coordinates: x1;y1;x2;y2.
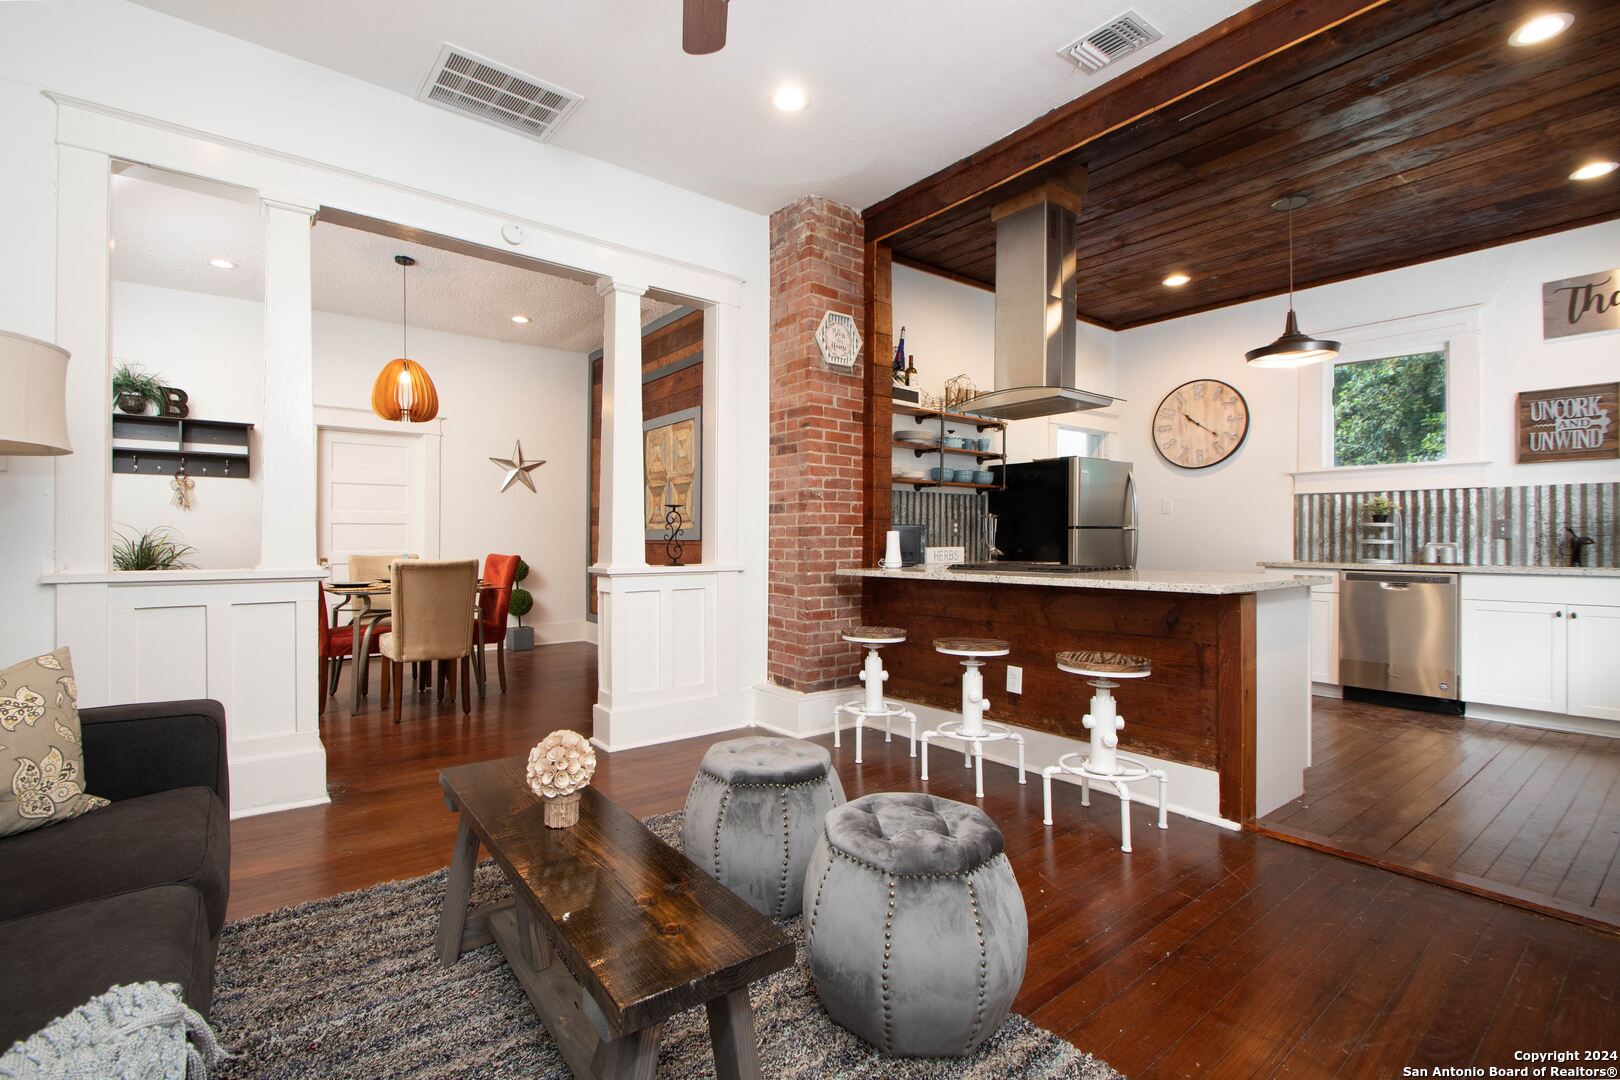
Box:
591;566;746;751
46;569;330;817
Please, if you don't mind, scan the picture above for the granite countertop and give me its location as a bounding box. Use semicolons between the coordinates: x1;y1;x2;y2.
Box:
1260;560;1620;578
838;564;1331;595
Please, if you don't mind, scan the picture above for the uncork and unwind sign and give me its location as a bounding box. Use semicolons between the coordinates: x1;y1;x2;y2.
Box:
1516;382;1618;464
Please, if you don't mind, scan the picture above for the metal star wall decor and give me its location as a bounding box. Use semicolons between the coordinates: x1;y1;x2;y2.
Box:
490;440;545;493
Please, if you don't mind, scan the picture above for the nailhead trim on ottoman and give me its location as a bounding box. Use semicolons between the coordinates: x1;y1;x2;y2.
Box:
803;792;1028;1058
681;737;844;918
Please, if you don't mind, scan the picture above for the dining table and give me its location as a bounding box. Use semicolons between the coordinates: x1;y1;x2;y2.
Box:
323;578;494;715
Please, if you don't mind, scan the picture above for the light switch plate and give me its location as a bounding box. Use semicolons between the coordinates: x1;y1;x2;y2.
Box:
1494;519;1510;539
1161;498;1174;514
1006;665;1023;694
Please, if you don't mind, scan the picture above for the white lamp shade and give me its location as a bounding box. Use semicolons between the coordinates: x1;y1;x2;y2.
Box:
0;330;72;456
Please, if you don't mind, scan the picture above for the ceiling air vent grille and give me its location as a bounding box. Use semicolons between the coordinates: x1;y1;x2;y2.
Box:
1061;11;1163;73
416;44;583;143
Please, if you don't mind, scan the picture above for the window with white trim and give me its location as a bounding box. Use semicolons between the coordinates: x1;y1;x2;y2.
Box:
1331;349;1448;466
1054;426;1109;458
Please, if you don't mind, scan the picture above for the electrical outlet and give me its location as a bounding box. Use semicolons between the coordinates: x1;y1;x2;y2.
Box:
1006;665;1023;694
1494;519;1510;540
1161;498;1174;514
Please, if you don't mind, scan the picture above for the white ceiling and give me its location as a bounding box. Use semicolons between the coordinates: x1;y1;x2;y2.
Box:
128;0;1251;213
110;166;675;351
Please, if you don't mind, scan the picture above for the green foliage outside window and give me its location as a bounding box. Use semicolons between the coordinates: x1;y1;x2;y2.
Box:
1332;351;1447;467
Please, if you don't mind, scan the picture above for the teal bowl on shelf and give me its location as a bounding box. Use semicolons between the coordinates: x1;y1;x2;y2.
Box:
978;436;994;452
929;467;948;482
974;470;995;485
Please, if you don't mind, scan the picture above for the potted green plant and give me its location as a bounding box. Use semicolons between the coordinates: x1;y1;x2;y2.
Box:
111;526;195;571
1363;495;1394;523
112;363;167;415
506;559;535;652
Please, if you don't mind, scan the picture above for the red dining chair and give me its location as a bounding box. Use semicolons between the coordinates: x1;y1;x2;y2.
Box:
475;554;521;694
317;583;389;713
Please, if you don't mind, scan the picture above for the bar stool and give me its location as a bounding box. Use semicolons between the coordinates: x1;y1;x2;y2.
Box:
1041;650;1167;853
833;626;918;764
920;637;1025;799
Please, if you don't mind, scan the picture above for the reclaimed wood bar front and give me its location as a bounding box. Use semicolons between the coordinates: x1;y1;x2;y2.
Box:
841;566;1328;824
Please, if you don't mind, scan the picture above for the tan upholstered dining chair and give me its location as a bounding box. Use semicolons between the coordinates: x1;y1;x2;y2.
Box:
378;559;478;720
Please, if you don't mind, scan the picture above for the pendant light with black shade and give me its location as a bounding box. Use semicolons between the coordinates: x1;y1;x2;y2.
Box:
370;254;440;423
1245;196;1340;369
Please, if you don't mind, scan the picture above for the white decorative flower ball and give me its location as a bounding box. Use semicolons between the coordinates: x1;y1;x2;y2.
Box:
526;729;596;799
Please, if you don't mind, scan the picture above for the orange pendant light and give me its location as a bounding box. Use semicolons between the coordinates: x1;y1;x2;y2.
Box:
371;254;439;422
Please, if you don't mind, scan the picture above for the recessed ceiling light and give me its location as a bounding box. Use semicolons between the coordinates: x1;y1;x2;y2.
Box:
209;258;236;270
1162;272;1191;288
1570;160;1618;181
511;314;531;324
772;84;808;113
1508;12;1572;46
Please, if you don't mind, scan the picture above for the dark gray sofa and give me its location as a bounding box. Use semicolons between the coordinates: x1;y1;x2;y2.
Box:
0;700;230;1047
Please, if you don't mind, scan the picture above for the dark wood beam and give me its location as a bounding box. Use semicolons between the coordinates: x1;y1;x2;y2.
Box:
861;0;1395;242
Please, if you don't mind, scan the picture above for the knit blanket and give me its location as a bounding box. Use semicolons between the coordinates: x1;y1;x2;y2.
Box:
0;981;224;1080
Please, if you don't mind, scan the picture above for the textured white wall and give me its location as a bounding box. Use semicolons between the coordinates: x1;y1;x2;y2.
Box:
313;312;591;637
109;282;266;569
0;0;769;678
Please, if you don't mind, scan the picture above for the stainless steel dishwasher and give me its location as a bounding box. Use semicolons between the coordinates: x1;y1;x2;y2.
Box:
1339;570;1461;700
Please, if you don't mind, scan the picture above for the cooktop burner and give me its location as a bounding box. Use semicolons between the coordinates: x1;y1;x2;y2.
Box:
947;562;1132;574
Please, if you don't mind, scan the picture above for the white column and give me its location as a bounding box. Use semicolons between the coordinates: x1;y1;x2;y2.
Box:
258;198;319;568
53;145;112;573
701;300;740;563
597;278;648;569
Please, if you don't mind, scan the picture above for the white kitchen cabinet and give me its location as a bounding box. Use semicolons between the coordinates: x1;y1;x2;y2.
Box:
1308;590;1338;685
1460;599;1567;713
1568;605;1620;722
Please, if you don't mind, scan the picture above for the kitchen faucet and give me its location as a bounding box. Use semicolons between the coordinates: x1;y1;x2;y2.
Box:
1565;526;1595;567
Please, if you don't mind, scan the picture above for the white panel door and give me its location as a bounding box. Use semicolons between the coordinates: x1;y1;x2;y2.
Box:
1568;605;1620;722
1308;591;1339;685
1460;599;1566;713
317;428;422;581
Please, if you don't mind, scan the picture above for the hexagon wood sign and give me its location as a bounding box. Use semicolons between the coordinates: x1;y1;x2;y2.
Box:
815;311;862;371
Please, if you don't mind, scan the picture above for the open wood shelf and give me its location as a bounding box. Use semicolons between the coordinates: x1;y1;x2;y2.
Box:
892;438;1004;461
905;408;1005;431
110;412;253;478
893;479;1003;491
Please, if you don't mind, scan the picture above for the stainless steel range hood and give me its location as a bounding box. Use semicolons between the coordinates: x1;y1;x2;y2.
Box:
963;186;1116;421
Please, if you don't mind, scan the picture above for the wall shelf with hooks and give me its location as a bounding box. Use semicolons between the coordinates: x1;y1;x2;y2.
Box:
110;414;253;478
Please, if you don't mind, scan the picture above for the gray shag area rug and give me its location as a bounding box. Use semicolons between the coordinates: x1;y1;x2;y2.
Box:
212;811;1122;1079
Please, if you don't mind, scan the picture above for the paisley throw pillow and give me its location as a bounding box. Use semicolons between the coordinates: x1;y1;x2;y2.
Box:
0;648;107;838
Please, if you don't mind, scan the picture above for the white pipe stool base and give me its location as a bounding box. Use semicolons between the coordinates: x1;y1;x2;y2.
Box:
1041;753;1168;853
919;720;1026;799
833;701;918;763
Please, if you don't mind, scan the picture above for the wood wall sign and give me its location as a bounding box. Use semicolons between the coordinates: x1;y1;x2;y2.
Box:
1543;270;1620;340
1516;383;1618;463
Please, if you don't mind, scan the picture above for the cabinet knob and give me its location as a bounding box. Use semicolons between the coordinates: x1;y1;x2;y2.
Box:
1554;610;1563;618
1569;611;1579;620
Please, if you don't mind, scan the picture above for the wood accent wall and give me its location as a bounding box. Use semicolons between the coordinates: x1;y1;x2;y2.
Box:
862;242;894;567
589;311;704;613
864;578;1258;822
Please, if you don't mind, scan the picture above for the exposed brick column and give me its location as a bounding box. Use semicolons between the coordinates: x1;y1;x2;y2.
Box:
768;196;866;693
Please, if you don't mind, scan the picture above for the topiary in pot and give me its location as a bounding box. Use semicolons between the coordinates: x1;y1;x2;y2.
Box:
506;558;535;651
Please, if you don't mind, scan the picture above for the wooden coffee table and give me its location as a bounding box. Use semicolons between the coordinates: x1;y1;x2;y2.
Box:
437;756;796;1079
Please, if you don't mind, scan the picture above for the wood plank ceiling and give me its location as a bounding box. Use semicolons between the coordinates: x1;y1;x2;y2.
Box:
882;0;1620;329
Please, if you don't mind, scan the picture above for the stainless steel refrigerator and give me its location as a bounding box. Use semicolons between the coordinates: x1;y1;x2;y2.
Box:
988;457;1138;568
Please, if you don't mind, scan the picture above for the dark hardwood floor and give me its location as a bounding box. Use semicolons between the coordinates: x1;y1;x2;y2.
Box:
231;645;1620;1077
1261;696;1620;932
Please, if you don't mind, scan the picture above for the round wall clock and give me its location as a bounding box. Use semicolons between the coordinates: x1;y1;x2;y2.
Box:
1153;379;1250;469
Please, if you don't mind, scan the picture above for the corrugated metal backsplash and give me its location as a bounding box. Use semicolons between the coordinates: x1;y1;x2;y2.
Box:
1295;483;1619;565
892;490;991;560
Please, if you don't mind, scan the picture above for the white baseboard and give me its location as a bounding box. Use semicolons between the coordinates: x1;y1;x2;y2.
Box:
227;739;329;818
751;681;852;738
1464;702;1620;739
590;688;750;752
1311;683;1343;698
484;620;596;648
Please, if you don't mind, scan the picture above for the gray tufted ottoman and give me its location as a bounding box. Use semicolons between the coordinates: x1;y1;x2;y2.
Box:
803;792;1027;1058
682;736;845;918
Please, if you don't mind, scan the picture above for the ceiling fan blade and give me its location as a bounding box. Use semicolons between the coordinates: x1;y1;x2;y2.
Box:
683;0;728;55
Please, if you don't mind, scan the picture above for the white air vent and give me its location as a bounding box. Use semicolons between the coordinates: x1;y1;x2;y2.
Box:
1060;10;1162;72
416;44;583;143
